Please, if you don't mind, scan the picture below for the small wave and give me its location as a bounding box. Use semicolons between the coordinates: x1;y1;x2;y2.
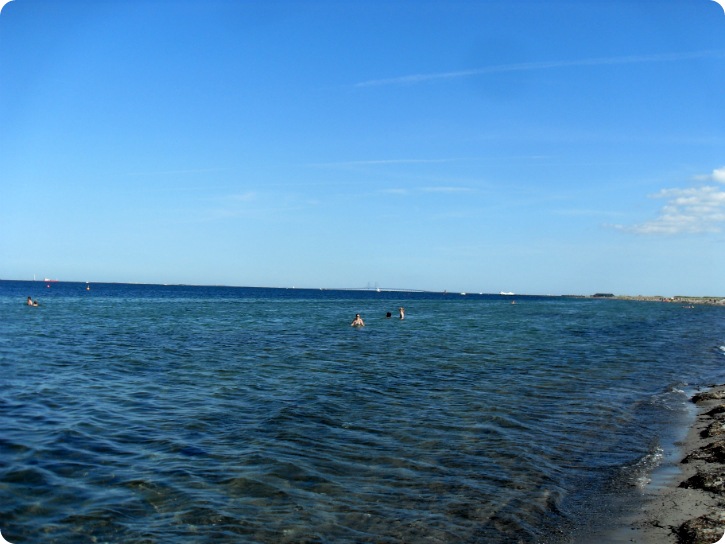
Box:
619;446;665;489
645;385;690;413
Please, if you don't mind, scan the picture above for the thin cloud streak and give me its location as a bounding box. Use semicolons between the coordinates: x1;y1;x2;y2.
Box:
554;208;624;217
421;186;474;193
127;167;229;177
379;188;409;195
355;50;725;88
307;158;465;168
222;192;256;202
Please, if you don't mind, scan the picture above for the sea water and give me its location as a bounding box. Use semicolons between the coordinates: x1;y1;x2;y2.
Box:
1;280;724;543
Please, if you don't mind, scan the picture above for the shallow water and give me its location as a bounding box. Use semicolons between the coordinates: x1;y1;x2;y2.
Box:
2;281;724;542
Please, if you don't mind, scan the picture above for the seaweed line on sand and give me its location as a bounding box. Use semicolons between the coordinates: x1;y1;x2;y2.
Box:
632;386;725;544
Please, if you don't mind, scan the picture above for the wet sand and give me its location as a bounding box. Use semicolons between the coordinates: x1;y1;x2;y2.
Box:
622;385;725;544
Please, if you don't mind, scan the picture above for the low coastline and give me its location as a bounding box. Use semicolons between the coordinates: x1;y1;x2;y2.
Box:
623;385;725;543
611;295;725;306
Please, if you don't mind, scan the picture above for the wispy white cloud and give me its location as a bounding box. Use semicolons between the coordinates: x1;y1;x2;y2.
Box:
307;158;464;168
617;167;725;235
198;192;318;223
126;167;228;176
554;208;624;217
355;50;725;88
193;191;259;221
223;192;256;202
376;186;474;197
379;188;409;195
715;167;725;183
420;186;474;193
696;166;725;183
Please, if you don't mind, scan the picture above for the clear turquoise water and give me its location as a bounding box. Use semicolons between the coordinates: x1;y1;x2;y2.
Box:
1;281;724;543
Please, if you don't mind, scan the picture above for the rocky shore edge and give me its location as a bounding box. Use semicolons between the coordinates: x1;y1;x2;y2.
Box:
631;385;725;543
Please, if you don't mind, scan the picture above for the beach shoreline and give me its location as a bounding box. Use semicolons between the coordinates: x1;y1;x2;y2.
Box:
614;385;725;543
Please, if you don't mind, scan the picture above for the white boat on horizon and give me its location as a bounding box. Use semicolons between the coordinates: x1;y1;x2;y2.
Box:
500;291;515;296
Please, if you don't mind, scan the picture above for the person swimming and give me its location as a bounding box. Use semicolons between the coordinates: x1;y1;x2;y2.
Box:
399;307;405;320
351;314;365;327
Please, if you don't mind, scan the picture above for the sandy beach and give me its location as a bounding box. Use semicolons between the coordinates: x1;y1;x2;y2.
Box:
617;385;725;544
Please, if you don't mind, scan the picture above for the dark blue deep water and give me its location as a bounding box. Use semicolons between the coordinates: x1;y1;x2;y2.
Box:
1;281;724;543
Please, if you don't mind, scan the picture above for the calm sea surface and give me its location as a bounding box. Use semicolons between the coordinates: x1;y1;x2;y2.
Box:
2;281;724;543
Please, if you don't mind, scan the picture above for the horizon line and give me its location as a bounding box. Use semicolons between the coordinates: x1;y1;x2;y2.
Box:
6;278;723;299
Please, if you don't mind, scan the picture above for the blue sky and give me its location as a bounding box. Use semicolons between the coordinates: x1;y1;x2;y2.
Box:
1;0;724;296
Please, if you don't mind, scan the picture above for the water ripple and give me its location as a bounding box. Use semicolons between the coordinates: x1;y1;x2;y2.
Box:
2;284;725;542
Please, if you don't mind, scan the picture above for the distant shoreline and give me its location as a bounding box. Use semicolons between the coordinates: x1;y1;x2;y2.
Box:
2;279;723;302
611;295;725;306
